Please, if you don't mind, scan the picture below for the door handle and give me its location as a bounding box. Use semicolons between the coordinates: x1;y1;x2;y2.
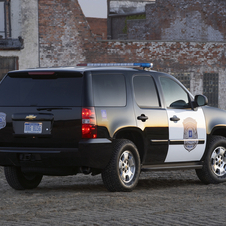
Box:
137;114;148;122
170;115;180;122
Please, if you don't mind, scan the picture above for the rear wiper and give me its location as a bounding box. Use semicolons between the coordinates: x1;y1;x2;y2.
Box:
37;107;72;111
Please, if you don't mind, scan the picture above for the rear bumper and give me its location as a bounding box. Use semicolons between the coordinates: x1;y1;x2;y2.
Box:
0;138;113;170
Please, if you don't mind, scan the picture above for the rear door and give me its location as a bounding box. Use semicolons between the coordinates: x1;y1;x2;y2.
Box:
132;74;169;164
0;70;83;148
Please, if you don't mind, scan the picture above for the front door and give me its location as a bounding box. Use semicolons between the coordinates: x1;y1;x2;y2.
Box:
159;76;206;163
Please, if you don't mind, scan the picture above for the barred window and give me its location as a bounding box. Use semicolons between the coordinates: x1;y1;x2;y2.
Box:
203;73;218;108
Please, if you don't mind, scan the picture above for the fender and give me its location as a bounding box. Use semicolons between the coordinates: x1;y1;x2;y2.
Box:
202;106;226;137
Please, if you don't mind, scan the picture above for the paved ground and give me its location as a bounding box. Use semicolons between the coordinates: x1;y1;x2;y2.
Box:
0;167;226;226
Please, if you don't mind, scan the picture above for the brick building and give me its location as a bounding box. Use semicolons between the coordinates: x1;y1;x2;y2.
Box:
0;0;226;109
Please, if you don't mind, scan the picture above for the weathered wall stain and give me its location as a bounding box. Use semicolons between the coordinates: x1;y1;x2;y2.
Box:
127;0;226;41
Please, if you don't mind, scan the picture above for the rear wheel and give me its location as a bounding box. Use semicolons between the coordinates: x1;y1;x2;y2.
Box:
4;166;43;190
196;136;226;184
101;139;140;192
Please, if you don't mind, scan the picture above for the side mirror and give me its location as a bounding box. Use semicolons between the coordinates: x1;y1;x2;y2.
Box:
194;95;208;107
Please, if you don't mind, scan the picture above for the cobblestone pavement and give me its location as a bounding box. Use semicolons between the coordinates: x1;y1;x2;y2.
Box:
0;167;226;226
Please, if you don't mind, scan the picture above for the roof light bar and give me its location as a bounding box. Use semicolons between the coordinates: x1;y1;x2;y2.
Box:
77;63;153;68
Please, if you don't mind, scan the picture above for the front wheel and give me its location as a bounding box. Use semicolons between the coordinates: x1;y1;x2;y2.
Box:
4;166;43;190
196;136;226;184
101;139;141;192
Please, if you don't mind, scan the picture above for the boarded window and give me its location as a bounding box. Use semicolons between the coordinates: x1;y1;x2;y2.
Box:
203;73;218;108
0;57;18;80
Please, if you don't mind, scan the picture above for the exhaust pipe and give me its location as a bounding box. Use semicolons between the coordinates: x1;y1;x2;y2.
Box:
80;167;91;175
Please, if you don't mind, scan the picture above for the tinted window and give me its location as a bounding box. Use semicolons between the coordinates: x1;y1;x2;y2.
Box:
160;77;190;108
0;74;83;106
92;74;126;107
133;76;159;108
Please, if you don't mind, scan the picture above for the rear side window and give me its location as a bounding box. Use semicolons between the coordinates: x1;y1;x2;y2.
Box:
133;75;160;108
0;73;83;107
92;73;126;107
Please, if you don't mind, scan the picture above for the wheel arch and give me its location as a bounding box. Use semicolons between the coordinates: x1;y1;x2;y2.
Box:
202;106;226;142
113;127;145;164
208;125;226;142
201;126;226;161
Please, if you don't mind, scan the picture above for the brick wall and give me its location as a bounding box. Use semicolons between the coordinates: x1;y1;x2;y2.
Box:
86;18;107;40
83;40;226;109
84;41;226;69
127;0;226;41
38;0;94;67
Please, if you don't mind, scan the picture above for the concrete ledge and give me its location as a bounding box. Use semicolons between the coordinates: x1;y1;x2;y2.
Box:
0;37;24;50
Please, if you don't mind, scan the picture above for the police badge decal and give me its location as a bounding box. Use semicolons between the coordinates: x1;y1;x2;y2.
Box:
183;117;198;152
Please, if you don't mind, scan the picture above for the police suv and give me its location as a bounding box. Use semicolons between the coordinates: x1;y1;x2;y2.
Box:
0;63;226;192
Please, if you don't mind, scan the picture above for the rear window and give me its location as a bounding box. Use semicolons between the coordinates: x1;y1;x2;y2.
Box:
92;73;126;107
0;73;83;107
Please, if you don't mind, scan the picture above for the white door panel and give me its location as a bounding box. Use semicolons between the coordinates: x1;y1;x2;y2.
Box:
165;108;206;162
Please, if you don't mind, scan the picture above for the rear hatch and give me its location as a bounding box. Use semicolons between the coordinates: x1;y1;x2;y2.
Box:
0;70;83;148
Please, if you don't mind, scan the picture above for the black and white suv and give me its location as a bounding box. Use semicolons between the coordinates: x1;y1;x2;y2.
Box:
0;63;226;192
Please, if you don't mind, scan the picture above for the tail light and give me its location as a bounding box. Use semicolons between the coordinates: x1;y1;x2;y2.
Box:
82;107;97;139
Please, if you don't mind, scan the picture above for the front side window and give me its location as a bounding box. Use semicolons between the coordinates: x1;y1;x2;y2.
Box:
160;77;190;108
133;75;160;108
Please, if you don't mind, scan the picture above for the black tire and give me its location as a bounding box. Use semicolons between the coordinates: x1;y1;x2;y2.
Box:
196;136;226;184
101;139;141;192
4;166;43;190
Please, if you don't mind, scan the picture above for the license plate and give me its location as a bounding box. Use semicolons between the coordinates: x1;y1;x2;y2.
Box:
24;122;42;134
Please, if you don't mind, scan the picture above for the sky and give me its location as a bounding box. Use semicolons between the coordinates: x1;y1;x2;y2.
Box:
78;0;107;18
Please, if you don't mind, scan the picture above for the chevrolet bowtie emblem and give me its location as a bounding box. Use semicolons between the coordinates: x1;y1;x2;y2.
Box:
25;115;37;120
